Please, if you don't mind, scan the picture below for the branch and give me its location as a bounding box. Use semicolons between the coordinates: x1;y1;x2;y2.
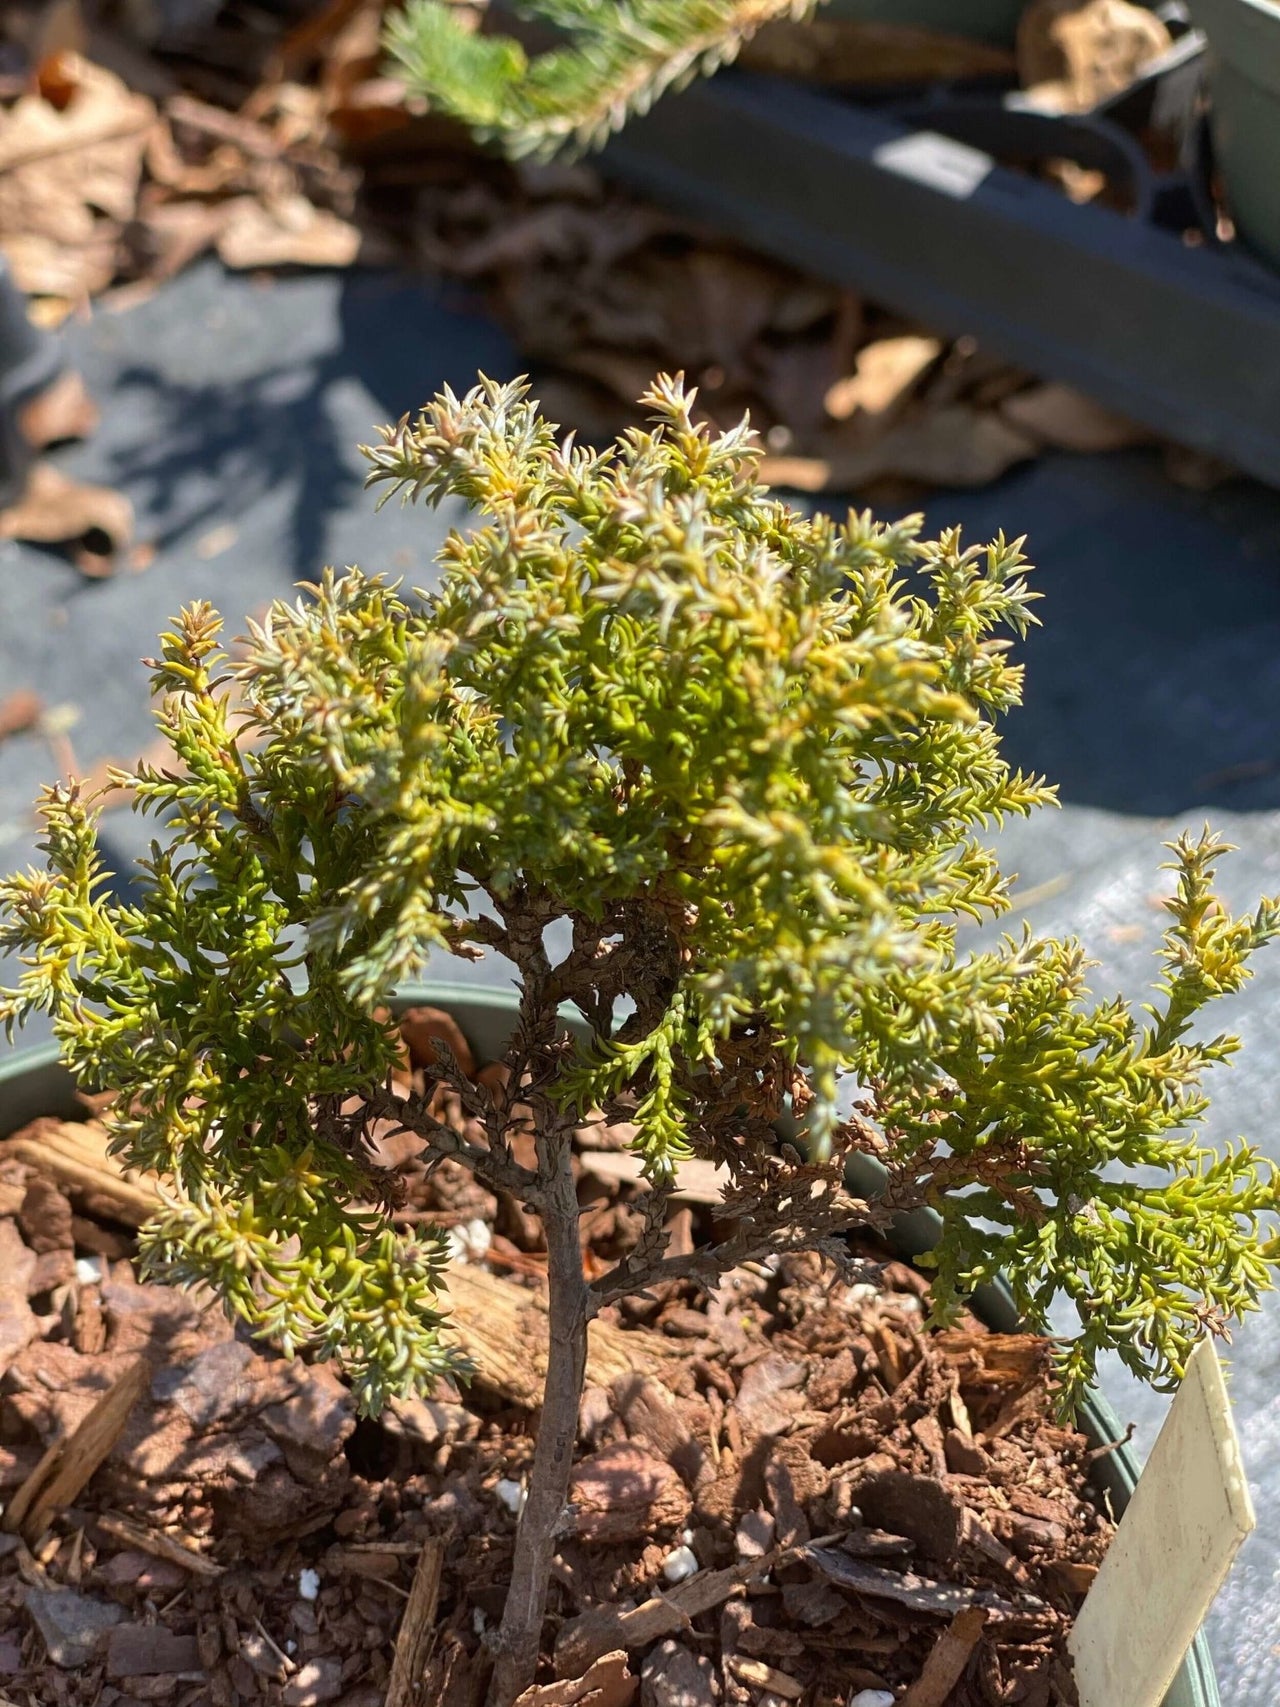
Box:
590;1171;891;1306
365;1080;542;1205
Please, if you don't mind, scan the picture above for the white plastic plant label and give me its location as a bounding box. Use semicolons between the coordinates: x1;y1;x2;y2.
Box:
871;132;993;201
1068;1339;1255;1707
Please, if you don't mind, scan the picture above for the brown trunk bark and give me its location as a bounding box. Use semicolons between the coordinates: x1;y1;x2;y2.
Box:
486;1134;591;1707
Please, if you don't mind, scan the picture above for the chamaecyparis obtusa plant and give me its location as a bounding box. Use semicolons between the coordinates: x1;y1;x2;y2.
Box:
386;0;828;161
3;373;1279;1703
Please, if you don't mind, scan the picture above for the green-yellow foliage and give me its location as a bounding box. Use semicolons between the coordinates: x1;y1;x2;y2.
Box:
386;0;822;160
2;373;1277;1413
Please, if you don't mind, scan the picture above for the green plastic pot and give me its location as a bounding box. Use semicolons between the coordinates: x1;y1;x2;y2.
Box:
1192;0;1280;270
0;979;1219;1707
825;0;1028;47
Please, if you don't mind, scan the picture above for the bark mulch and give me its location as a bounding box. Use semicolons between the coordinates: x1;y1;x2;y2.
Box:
0;1007;1119;1706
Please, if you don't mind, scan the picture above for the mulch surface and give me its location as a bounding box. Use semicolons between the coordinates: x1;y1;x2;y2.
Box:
0;1008;1116;1707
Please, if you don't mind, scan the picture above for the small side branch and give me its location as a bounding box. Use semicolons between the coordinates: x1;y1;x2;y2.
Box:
591;1175;894;1306
365;1082;542;1205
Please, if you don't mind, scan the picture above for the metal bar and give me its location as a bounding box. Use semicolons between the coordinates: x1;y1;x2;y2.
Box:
602;71;1280;487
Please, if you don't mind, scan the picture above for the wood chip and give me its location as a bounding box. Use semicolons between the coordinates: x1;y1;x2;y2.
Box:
556;1551;779;1677
94;1512;223;1578
446;1260;682;1405
555;1539;846;1678
0;1117;678;1407
4;1354;150;1542
568;1441;691;1544
899;1606;988;1707
725;1656;803;1700
0;1120;159;1225
106;1623;201;1679
384;1535;444;1707
515;1650;637;1707
804;1545;1041;1620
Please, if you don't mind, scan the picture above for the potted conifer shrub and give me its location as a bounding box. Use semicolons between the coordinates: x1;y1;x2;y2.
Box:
3;374;1276;1707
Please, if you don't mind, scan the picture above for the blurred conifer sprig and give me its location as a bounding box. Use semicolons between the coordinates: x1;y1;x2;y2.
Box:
386;0;824;160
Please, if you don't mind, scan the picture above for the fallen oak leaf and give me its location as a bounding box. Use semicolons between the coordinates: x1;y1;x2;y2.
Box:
760;407;1037;494
0;462;134;576
1000;381;1151;452
122;197;230;290
0;53;153;305
217;194;383;270
1017;0;1171;115
165;91;283;163
824;335;943;422
0;54;153;176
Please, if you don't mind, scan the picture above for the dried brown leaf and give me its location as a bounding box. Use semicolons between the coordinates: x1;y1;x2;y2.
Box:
217;194;366;269
18;370;99;449
763;406;1036;493
0;53;152;302
0;463;133;575
824;335;944;422
1016;0;1171;114
1000;382;1150;452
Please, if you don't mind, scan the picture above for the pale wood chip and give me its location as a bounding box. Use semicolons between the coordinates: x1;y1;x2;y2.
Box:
384;1535;445;1707
899;1606;988;1707
726;1655;803;1700
4;1354;150;1542
95;1512;223;1578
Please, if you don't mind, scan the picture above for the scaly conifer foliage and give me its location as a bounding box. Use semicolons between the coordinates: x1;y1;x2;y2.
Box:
386;0;823;159
3;374;1278;1702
